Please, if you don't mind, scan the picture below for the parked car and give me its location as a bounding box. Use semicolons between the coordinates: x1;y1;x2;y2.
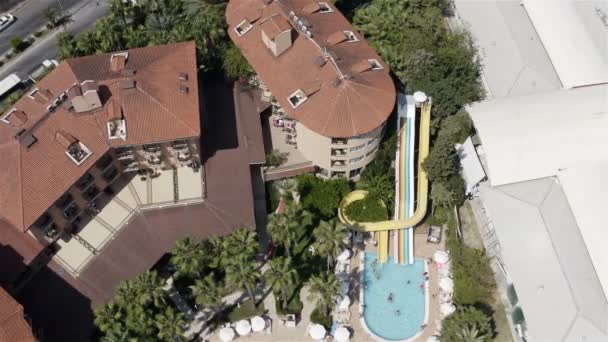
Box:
0;14;15;32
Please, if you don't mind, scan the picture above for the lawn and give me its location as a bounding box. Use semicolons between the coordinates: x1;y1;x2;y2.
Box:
227;299;266;322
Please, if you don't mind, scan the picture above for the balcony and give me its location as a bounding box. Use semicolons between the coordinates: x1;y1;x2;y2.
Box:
171;140;188;150
114;146;134;159
144;144;161;153
34;213;53;230
331;138;348;145
331;160;347;168
96;154;114;171
331;171;346;179
331;148;347;157
148;156;162;165
103;166;120;183
63;203;81;221
75;173;94;191
82;186;101;202
177;151;191;162
43;223;59;241
55;193;74;210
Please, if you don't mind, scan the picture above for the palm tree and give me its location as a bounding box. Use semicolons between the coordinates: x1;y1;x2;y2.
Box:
114;280;140;310
134;271;167;308
307;272;340;315
268;203;312;257
170;237;205;279
94;302;124;335
224;228;259;263
226;261;261;304
190;273;223;311
154;307;186;342
456;325;488;342
358;172;394;206
184;0;226;15
124;304;156;337
312;219;348;270
276;178;299;202
99;330;132;342
265;257;299;307
42;6;59;28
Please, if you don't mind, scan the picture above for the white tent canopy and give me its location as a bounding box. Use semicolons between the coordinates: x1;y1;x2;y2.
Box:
309;324;326;340
334;326;351;342
338;295;351;310
433;251;449;264
251;316;266;332
456;137;486;195
440;303;456;317
236;320;251;336
219;327;235;342
337;249;352;261
439;277;454;292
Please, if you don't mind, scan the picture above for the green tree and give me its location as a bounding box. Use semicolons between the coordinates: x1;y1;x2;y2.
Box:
267;203;311;257
226;261;261;304
312;219;347;270
451;245;496;305
422;135;458;183
344;195;387;222
223;228;259;263
265;256;299;306
357;172;394;208
134;271;167;308
94;302;124;336
42;6;60;28
307;272;340;315
170;237;205;279
439;111;473;144
190;273;224;311
154;307;186;342
430;181;455;211
184;0;227;15
265;149;284;169
9;37;26;52
223;43;253;79
298;175;352;219
440;306;494;342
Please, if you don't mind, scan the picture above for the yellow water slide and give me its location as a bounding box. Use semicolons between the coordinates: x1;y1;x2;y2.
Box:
338;100;431;262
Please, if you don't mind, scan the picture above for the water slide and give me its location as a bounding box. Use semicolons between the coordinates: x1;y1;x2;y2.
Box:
339;94;431;263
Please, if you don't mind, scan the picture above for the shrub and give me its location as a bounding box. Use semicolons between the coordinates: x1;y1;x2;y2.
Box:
344;195;387;222
227;299;265;322
275;292;303;316
34;30;44;37
310;307;332;330
10;37;28;53
441;306;494;342
298;174;352;220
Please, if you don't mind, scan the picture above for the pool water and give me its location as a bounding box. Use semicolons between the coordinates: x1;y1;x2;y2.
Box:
363;252;425;341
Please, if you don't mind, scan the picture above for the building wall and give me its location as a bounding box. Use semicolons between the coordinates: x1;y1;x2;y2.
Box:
296;121;384;179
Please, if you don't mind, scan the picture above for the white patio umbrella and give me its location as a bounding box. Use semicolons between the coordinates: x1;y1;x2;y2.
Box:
440;302;456;317
340;280;350;295
439;277;454;292
309;324;326;340
334;326;351;342
438;262;451;277
219;327;235;342
427;335;440;342
337;249;352;262
235;319;252;336
338;295;351;310
251;316;266;332
433;250;449;264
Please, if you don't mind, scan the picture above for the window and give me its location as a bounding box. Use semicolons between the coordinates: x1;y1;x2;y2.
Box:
343;31;359;42
0;108;16;124
349;155;364;164
234;20;253;37
287;89;308;108
367;136;379;145
368;59;383;70
350;144;365;152
319;2;333;13
349;168;362;178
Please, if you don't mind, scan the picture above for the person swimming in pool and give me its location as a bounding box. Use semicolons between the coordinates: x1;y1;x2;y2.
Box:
387;293;394;302
395;310;401;316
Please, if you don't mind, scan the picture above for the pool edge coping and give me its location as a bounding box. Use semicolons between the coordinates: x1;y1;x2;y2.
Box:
358;251;431;342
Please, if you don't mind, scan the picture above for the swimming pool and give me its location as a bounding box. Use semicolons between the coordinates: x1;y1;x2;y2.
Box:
362;252;426;341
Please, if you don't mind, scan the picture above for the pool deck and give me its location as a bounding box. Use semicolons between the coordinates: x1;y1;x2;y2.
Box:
351;229;445;342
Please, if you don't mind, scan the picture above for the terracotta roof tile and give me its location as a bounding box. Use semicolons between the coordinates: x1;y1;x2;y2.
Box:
227;0;395;138
0;288;36;342
0;42;200;233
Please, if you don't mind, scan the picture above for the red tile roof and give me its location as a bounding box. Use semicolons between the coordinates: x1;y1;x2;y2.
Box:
0;288;36;342
226;0;396;138
0;42;200;233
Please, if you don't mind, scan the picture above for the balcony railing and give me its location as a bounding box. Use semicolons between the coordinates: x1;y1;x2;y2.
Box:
75;173;94;191
82;186;101;202
103;166;120;183
63;203;81;221
55;193;74;210
331;138;348;145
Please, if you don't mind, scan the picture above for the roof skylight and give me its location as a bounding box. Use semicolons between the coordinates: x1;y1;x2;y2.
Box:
344;31;359;42
235;20;253;37
287;89;308;109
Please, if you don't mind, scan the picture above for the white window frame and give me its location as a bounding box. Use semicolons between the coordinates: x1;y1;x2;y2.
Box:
0;108;16;124
287;89;308;109
319;2;333;13
343;31;359;42
234;20;253;37
368;59;383;70
349;155;364;164
349;143;365;152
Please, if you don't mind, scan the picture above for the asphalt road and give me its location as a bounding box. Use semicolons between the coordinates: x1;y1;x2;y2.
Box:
0;0;90;54
0;0;107;80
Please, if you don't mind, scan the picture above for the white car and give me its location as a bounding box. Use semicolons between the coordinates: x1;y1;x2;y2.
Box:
0;14;15;32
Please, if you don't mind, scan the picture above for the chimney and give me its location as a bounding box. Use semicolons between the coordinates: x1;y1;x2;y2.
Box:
260;16;293;57
70;81;102;113
110;52;128;72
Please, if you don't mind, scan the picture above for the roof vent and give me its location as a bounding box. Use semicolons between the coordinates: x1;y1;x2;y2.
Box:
235;20;254;37
179;85;189;94
107;118;127;140
56;132;93;165
319;2;333;13
0;108;27;127
287;89;308;109
120;79;136;89
20;132;37;148
179;72;188;81
110;52;128;72
343;30;359;42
